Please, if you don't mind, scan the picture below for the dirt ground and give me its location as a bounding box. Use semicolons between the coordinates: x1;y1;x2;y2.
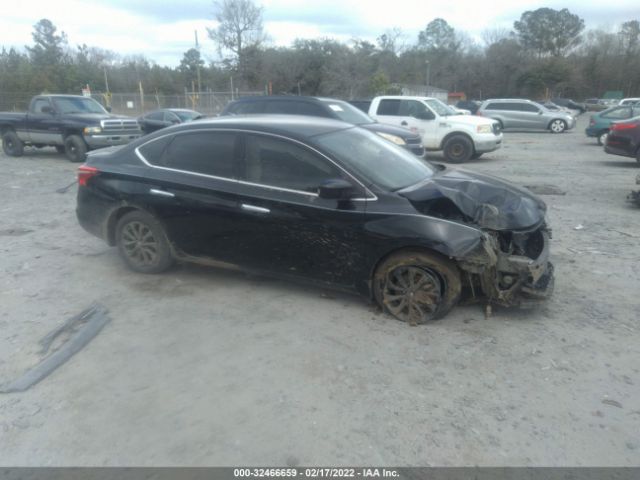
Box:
0;115;639;466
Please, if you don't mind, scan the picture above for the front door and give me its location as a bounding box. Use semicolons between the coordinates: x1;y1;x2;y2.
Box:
230;132;371;288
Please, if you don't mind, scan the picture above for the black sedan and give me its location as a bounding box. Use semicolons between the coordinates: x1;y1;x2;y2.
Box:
138;108;203;134
605;117;640;163
76;116;554;324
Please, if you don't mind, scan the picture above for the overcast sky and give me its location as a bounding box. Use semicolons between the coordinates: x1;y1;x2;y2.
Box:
1;0;638;66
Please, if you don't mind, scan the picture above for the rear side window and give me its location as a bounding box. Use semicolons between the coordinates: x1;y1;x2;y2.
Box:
141;132;238;178
377;99;401;115
242;134;344;193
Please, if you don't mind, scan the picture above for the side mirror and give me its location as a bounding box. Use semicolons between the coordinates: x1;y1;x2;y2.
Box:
41;105;54;114
318;178;355;200
106;106;112;113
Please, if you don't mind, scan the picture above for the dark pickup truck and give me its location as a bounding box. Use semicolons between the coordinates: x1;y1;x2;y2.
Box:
0;95;142;162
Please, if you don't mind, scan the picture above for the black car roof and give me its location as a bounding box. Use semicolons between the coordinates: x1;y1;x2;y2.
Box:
230;95;334;103
139;114;353;141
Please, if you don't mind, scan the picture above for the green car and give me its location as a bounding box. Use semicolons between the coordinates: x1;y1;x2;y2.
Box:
586;104;640;145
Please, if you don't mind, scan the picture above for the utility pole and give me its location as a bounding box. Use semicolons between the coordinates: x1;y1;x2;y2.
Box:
425;60;430;90
195;30;202;94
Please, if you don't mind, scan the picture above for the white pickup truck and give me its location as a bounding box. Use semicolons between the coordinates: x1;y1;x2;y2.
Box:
368;96;502;162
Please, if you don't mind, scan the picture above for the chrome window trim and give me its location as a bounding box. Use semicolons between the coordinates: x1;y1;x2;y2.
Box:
134;128;377;202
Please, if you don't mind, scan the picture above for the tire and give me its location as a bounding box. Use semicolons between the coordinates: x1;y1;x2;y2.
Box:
471;152;483;160
373;250;462;325
115;210;174;274
55;145;66;154
2;130;24;157
443;135;473;163
549;119;567;134
597;131;608;146
64;134;88;162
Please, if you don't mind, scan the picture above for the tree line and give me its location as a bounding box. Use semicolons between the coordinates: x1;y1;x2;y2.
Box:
1;2;639;106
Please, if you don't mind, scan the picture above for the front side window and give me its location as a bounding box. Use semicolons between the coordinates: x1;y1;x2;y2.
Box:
242;134;344;193
146;111;164;121
52;97;107;114
423;99;456;116
145;132;237;178
315;127;435;191
399;100;430;118
32;99;51;114
520;103;541;113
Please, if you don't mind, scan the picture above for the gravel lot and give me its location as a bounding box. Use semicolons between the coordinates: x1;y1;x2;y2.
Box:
1;115;639;466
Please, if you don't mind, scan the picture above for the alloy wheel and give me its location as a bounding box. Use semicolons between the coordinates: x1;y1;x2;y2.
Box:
382;266;442;324
121;221;159;267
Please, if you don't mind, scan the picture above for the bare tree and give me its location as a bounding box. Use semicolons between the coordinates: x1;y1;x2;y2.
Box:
207;0;265;85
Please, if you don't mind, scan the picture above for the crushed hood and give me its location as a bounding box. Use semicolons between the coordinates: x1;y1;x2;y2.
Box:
398;167;547;231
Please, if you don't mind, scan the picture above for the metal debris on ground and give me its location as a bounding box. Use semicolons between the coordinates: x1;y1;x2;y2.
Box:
602;398;623;408
574;224;585;230
523;184;567;196
0;303;110;394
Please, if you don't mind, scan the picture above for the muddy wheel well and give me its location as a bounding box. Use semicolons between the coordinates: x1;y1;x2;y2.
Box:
106;206;138;246
369;246;455;298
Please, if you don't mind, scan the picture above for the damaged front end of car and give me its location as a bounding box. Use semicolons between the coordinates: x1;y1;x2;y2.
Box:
399;166;555;308
457;224;554;308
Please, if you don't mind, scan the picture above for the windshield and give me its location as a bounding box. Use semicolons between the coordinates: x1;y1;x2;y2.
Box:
174;110;201;121
52;97;107;114
315;127;435;191
319;100;373;125
424;98;457;116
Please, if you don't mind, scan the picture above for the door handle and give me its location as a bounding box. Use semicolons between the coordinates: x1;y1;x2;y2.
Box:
150;189;175;198
401;121;408;126
241;203;270;214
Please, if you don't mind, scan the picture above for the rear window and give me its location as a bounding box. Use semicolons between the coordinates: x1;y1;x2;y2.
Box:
264;101;298;114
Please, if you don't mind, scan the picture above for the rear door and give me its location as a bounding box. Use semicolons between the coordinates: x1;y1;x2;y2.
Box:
135;130;248;262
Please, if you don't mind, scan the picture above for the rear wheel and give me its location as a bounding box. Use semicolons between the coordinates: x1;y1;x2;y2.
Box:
115;210;174;274
549;119;567;133
597;131;608;146
443;135;473;163
64;135;87;162
2;130;24;157
55;145;66;154
373;250;461;324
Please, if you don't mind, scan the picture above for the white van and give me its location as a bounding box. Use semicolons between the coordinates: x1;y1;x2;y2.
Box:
368;96;502;162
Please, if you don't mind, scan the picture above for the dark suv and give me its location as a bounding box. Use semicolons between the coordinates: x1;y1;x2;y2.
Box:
221;96;425;156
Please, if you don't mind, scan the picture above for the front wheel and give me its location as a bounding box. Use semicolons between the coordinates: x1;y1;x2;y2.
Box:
443;135;473;163
597;131;608;146
115;210;174;274
64;135;88;162
549;119;567;134
2;130;24;157
373;250;462;324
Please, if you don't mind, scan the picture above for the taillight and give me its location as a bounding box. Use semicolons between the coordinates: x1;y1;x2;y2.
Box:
77;165;99;186
611;122;638;131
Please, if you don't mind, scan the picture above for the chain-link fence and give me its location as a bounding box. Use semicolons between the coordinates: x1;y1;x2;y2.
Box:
0;91;263;116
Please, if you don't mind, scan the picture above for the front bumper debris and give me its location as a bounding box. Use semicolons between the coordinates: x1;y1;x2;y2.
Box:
458;226;554;307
